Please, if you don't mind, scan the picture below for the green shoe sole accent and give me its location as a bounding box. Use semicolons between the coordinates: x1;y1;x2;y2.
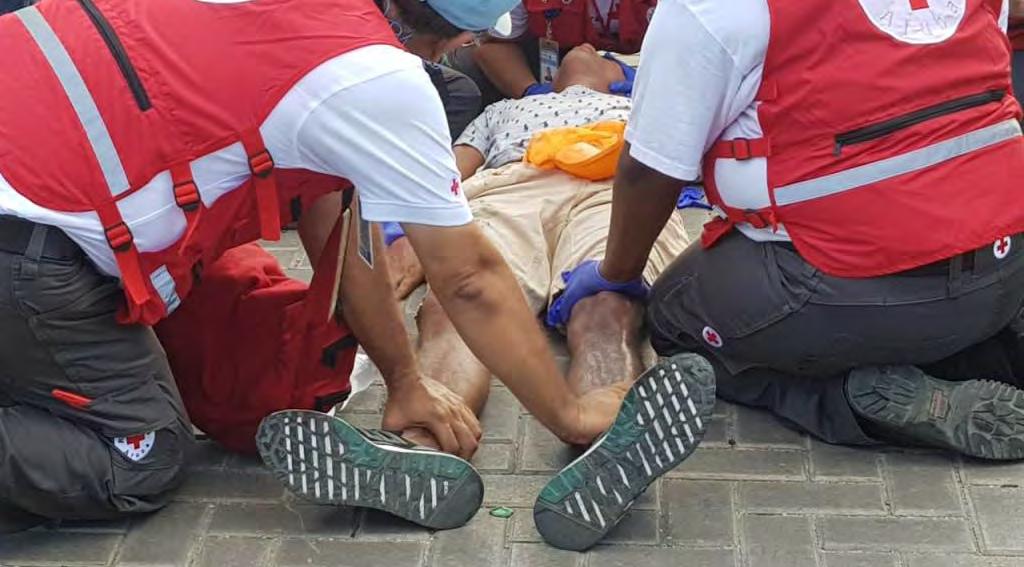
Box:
256;410;483;530
847;367;1024;461
534;353;717;551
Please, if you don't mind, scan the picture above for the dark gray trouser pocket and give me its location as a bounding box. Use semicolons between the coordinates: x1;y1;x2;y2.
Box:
0;247;192;520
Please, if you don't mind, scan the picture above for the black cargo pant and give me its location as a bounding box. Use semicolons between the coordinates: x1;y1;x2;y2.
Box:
0;219;192;521
647;232;1024;445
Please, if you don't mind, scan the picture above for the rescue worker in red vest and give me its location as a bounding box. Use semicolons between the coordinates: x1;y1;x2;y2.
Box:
0;0;633;534
454;0;654;102
549;0;1024;459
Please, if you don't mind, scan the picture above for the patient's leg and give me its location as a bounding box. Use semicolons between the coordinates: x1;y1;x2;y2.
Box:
414;291;491;413
565;292;646;395
400;290;491;448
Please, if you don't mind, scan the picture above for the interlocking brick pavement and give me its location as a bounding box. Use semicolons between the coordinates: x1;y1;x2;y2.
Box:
3;230;1024;567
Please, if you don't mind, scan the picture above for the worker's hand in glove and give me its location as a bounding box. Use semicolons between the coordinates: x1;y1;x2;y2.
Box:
382;374;482;460
523;82;554;97
384;235;425;300
604;53;637;97
545;259;649;330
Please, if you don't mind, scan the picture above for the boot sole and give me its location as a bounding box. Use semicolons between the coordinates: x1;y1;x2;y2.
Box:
847;369;1024;461
533;353;716;551
256;410;483;530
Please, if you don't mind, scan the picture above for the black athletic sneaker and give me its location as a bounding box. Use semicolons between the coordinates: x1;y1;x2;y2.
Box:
847;366;1024;460
256;410;483;530
533;353;717;551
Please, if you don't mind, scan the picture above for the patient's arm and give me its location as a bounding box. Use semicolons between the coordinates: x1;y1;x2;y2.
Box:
454;145;486;181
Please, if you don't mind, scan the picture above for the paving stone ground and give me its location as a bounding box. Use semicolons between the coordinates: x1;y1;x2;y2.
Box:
4;229;1024;567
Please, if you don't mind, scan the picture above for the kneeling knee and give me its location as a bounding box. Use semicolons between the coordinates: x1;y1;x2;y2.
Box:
109;425;191;513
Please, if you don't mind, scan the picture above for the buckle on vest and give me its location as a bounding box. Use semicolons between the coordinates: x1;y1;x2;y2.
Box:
104;222;133;253
732;139;754;160
248;150;275;179
723;208;776;231
743;211;769;229
173;179;201;212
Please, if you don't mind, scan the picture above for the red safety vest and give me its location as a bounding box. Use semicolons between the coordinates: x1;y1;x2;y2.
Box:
525;0;656;54
701;0;1024;278
0;0;399;325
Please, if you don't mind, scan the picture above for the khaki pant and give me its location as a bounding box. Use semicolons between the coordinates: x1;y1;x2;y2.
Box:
464;163;691;314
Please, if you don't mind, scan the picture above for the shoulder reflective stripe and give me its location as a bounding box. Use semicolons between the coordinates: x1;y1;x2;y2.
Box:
17;6;130;197
149;265;181;314
774;119;1022;207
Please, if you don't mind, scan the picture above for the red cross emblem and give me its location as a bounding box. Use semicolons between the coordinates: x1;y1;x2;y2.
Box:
450;179;461;196
702;326;724;349
909;0;929;10
994;236;1012;260
114;431;155;462
126;434;147;449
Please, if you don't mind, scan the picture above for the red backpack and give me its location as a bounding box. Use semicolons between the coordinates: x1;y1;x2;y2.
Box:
154;213;357;454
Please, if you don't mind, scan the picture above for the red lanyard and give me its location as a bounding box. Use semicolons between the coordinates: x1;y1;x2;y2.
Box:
589;0;619;35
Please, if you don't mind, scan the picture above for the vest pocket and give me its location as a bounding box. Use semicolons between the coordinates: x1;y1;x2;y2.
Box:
833;89;1005;156
76;0;152;111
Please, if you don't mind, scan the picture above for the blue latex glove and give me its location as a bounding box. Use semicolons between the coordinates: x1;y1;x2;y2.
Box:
523;82;554;97
677;186;712;211
380;221;406;246
604;53;637;97
545;260;649;329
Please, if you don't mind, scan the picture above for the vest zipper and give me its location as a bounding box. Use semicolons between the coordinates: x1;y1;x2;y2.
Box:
833;89;1005;156
76;0;152;111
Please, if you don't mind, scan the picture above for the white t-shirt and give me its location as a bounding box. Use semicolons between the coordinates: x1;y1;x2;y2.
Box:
625;0;1012;242
0;44;469;276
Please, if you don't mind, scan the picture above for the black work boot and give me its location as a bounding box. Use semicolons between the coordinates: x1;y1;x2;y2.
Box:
0;502;46;535
846;366;1024;460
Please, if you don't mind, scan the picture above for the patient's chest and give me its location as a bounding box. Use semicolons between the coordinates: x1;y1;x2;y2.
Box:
469;86;632;170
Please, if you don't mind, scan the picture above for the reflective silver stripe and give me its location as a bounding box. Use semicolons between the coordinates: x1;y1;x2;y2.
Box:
17;6;130;197
150;266;181;314
774;119;1022;207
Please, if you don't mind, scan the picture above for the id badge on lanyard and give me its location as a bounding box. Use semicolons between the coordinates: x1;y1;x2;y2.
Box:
539;6;565;83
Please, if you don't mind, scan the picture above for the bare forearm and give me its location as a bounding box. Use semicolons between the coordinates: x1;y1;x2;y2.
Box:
454;145;486;181
474;41;537;99
601;147;688;282
405;223;576;437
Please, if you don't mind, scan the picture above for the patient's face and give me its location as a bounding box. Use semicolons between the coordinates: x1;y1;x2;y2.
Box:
553;44;627;94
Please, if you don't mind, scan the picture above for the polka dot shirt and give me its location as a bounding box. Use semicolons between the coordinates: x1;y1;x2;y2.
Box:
455;86;632;170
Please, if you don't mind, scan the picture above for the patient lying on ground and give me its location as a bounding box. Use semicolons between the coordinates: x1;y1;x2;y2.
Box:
384;45;692;450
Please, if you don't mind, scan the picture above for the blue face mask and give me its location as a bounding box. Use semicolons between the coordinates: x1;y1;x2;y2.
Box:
378;0;415;44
